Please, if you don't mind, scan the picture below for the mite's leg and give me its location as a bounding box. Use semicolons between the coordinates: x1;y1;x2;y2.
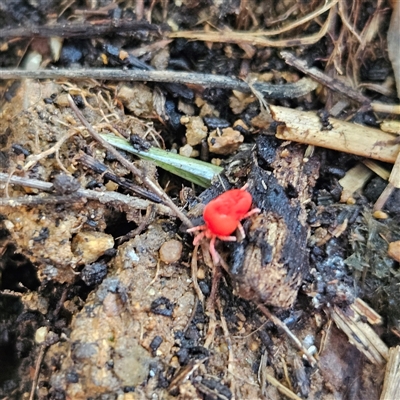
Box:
237;222;246;240
187;225;207;233
187;225;207;245
192;231;206;246
242;208;261;219
237;208;261;239
209;236;220;265
216;235;237;242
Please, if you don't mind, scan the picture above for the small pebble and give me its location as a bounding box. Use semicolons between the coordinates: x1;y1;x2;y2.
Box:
179;144;199;158
308;345;318;356
388;241;400;262
159;239;183;263
181;115;208;146
373;210;388;219
71;231;114;264
249;340;260;352
197;268;205;280
208;127;244;155
35;326;48;344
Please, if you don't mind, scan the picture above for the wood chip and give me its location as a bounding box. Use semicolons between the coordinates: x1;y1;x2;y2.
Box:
270;105;400;163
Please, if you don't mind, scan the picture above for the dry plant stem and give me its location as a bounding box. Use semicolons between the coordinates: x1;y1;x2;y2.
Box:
281;357;293;391
29;344;46;400
257;0;338;36
387;0;400;99
374;142;400;210
281;51;371;106
129;39;173;57
67;95;192;227
207;261;222;314
144;260;161;292
0;172;172;215
190;244;205;305
0;69;318;100
120;204;156;243
271;105;400;164
0;20;159;38
337;0;362;45
0;195;86;207
23;131;77;172
258;304;317;367
262;371;303;400
338;163;373;203
168;2;337;47
0;289;23;297
204;310;217;349
53;288;68;318
373;183;395;212
372;102;400;114
183;297;199;333
380;346;400;400
351;298;383;326
202;241;219;350
0;172;59;192
388;148;400;189
362;160;390;181
216;297;236;397
330;306;388;365
77;152;162;203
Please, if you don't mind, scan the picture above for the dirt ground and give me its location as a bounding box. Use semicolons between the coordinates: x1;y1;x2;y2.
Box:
0;1;400;399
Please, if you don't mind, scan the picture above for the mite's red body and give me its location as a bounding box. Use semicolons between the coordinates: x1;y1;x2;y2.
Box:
203;189;253;236
187;187;260;264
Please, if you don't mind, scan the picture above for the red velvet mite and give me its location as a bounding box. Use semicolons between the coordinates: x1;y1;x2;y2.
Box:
187;186;260;264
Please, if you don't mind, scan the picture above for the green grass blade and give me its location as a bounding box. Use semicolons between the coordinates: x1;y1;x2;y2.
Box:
101;134;223;187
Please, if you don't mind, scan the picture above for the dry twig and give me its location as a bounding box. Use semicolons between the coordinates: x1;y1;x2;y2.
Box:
168;0;338;47
0;172;172;215
0;19;159;39
281;51;370;106
271;105;400;163
190;244;205;305
373;137;400;211
76;152;162;203
258;352;303;400
23;130;77;173
387;0;400;99
380;346;400;400
330;305;388;366
338;163;373;203
0;69;318;100
258;304;317;367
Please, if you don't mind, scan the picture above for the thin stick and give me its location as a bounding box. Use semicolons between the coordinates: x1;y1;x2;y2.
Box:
258;304;317;367
67;95;192;227
0;69;318;99
190;244;205;305
217;297;236;397
0;20;159;39
23;131;76;172
0;195;86;206
263;371;303;400
281;51;370;106
168;2;337;48
0;172;172;215
380;346;400;400
29;345;46;400
76;152;162;203
373;183;395;212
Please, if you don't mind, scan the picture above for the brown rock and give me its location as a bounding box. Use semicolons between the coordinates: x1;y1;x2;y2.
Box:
208;127;244;155
71;231;114;264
